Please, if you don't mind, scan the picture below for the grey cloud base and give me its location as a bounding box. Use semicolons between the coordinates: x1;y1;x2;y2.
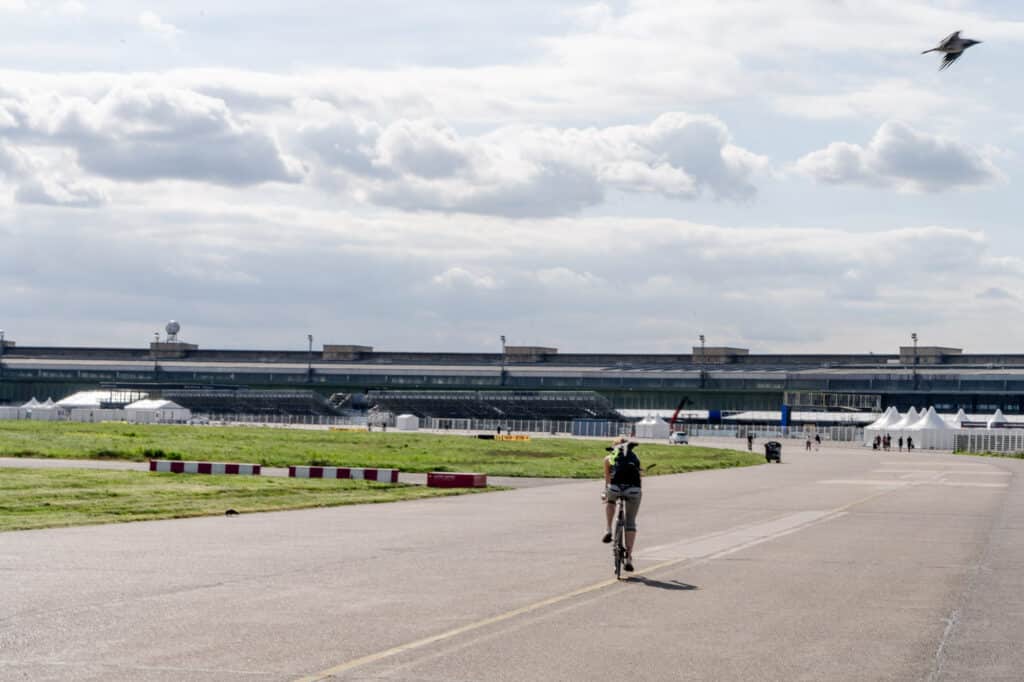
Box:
796;121;1002;192
299;112;766;218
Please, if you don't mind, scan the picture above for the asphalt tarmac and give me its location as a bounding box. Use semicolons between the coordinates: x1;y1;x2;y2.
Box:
3;440;1023;681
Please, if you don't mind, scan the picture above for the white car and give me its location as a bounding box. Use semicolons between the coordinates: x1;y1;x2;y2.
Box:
668;431;689;445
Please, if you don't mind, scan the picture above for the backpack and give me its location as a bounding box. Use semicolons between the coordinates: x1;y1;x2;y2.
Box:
610;447;642;487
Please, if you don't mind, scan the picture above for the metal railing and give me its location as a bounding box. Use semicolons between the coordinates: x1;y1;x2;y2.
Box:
955;430;1024;455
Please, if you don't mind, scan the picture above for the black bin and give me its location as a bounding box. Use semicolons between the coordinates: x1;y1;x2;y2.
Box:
764;441;782;463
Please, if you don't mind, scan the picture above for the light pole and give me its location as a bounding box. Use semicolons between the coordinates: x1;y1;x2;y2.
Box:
911;332;918;391
499;335;506;387
307;334;314;382
698;334;706;389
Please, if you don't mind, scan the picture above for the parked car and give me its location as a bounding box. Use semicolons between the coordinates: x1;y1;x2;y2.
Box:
668;431;689;445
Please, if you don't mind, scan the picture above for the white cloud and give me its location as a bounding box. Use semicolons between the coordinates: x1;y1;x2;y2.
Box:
139;11;181;41
795;121;1004;192
430;267;497;290
300;111;766;216
0;141;107;206
0;86;303;186
4;201;1017;352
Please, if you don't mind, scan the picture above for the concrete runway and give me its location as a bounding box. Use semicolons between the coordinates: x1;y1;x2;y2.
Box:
3;441;1024;681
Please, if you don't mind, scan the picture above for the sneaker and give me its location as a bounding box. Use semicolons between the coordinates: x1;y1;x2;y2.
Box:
602;531;612;543
624;557;634;572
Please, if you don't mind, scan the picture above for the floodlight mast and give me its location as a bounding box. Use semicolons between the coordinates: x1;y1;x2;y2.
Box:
307;334;314;382
699;334;706;389
911;332;919;391
500;335;507;387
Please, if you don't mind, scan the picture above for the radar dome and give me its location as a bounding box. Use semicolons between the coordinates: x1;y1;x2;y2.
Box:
165;321;180;336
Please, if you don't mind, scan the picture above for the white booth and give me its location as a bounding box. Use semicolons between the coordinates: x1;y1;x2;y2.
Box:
125;399;191;424
635;415;671;439
396;414;420;431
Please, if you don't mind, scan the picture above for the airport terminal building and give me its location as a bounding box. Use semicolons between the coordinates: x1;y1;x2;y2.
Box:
4;333;1024;419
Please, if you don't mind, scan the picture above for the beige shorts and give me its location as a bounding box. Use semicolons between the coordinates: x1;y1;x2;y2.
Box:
606;484;642;531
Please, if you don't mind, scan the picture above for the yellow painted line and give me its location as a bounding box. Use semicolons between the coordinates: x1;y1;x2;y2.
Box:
291;577;621;681
293;487;893;681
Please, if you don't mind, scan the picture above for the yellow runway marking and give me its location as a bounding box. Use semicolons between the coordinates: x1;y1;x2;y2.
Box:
294;487;894;681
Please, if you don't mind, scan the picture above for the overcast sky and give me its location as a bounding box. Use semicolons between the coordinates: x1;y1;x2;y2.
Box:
3;1;1024;353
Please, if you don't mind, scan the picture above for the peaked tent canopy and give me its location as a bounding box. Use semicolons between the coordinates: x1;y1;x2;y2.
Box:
890;407;920;430
866;406;899;430
910;407;950;431
988;409;1008;428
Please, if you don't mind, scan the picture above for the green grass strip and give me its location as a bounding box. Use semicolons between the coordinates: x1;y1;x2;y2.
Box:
0;467;484;532
0;422;763;478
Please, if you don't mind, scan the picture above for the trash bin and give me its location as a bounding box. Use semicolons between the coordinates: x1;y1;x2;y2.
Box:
764;441;782;463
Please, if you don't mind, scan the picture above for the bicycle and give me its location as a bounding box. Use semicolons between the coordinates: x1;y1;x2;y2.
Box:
608;463;654;580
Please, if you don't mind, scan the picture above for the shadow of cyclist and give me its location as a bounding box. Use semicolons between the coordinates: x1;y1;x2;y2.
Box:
622;576;697;591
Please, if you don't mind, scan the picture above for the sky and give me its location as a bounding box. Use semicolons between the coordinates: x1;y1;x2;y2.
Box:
2;1;1024;353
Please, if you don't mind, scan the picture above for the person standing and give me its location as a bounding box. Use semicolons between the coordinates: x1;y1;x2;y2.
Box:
814;434;821;451
907;436;914;451
898;436;904;451
747;433;754;451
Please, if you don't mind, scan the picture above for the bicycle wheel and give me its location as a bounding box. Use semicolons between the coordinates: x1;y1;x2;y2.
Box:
613;504;625;579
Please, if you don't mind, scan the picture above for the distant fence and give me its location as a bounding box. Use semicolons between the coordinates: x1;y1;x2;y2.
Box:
425;418;619;435
684;423;865;443
955;430;1024;455
200;413;368;427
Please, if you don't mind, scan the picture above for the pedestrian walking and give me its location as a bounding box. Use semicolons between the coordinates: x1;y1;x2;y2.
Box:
898;436;903;452
814;434;821;451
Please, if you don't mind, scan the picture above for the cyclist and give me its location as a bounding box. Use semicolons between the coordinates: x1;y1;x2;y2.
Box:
601;438;643;572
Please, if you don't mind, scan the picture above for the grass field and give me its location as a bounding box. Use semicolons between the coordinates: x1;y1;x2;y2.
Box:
0;467;482;532
0;422;763;478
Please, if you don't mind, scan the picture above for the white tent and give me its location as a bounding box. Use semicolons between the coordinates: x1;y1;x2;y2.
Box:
28;398;63;421
987;409;1008;429
866;406;898;430
395;414;419;431
947;409;967;428
124;399;191;424
907;407;956;450
864;406;899;445
635;415;671;439
57;391;105;410
889;407;919;431
21;397;40;408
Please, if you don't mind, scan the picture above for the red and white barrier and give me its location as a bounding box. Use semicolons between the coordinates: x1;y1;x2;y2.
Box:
427;472;487;488
149;461;261;475
288;466;399;483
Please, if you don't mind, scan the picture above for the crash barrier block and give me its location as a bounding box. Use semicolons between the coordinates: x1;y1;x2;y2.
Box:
427;472;487;488
288;466;399;483
149;460;261;475
476;434;495;440
495;435;530;442
329;426;368;432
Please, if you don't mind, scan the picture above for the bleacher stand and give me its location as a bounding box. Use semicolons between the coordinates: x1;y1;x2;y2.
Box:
366;390;623;421
162;389;342;416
